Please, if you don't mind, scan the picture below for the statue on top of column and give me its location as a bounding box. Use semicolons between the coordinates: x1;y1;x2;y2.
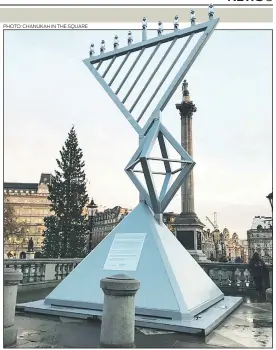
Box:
182;79;189;99
180;79;197;116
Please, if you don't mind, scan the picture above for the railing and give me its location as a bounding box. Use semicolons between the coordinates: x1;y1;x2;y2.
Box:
4;259;82;284
4;259;272;296
200;262;273;295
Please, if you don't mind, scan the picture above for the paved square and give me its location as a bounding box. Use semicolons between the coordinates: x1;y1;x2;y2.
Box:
14;297;272;348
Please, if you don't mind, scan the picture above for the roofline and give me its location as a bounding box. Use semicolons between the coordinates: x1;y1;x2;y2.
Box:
4;182;38;188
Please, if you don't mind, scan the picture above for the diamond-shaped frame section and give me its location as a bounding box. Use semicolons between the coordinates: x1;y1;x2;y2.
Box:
125;120;195;214
159;124;195;212
124;119;161;213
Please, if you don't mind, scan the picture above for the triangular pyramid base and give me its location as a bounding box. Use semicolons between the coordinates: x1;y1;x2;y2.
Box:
16;202;243;334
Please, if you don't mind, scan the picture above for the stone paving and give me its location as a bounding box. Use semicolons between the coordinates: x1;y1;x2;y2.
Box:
12;296;272;348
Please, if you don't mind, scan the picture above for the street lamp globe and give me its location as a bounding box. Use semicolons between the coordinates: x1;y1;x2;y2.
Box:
87;198;98;217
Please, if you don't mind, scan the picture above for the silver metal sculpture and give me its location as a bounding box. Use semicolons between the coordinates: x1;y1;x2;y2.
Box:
127;31;133;45
190;10;196;26
142;17;147;41
208;4;214;20
100;40;105;54
157;21;163;36
174;15;179;31
89;43;95;57
83;5;219;224
113;35;119;49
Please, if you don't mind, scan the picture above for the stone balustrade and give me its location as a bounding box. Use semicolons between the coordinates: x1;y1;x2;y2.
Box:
4;259;272;296
4;258;82;290
200;262;273;295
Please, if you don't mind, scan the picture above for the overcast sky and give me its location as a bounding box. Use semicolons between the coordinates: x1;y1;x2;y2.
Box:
4;29;272;238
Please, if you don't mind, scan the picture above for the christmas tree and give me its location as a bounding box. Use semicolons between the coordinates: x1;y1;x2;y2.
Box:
42;126;89;258
42;216;61;258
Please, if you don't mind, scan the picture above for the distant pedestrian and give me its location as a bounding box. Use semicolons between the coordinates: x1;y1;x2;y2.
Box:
249;252;267;298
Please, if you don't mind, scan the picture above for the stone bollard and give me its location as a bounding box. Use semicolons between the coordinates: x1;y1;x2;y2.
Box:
100;274;140;348
266;288;273;304
266;269;273;304
4;268;23;347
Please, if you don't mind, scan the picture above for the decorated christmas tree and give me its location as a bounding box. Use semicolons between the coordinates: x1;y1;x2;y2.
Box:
42;126;89;258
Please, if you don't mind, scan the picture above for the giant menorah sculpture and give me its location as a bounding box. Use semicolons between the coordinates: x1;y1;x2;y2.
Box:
20;9;243;328
83;5;219;224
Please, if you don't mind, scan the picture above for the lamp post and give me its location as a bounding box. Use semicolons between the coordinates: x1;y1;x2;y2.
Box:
266;192;273;210
87;198;98;252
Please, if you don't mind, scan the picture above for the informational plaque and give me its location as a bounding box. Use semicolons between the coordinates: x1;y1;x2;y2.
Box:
103;233;147;271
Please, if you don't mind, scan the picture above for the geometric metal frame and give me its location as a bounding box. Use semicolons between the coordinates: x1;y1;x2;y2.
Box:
124;118;195;214
83;12;219;221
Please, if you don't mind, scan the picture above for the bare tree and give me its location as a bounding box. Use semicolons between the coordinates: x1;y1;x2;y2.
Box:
4;194;26;239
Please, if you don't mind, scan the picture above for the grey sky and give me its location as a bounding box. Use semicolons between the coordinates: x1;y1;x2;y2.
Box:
4;29;272;238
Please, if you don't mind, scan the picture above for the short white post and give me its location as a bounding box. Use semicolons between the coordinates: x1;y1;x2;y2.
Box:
269;269;273;288
266;288;272;303
266;269;273;304
4;268;23;347
100;274;140;348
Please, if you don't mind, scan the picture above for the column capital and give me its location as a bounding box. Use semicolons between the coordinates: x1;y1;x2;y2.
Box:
100;274;140;297
176;101;197;118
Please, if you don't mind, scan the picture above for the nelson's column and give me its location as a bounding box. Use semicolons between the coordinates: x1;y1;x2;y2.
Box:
173;80;207;262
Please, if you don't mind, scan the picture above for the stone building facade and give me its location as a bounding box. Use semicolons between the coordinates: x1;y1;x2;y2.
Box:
201;229;216;259
224;231;243;262
201;227;248;262
4;173;52;258
247;216;273;264
239;239;249;263
163;212;178;234
90;206;131;249
90;209;179;250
